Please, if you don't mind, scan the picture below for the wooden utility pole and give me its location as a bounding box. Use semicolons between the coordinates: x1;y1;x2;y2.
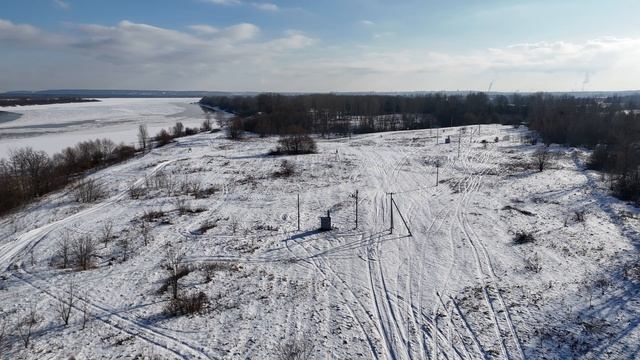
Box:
297;194;300;231
389;193;394;234
389;194;412;237
457;129;462;158
355;190;359;229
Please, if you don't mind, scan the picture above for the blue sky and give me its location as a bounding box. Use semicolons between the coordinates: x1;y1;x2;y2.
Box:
1;0;639;92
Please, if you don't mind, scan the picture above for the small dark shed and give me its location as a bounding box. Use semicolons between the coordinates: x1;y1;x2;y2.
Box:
320;210;332;231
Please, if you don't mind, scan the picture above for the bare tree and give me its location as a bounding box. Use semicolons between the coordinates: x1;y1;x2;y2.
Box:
140;221;153;246
17;302;40;348
117;235;131;262
74;178;106;203
227;117;243;140
201;115;213;132
164;247;186;300
534;146;550;172
138;124;149;151
173;122;185;137
81;302;90;330
57;281;75;326
55;231;71;268
73;236;96;270
230;217;239;234
101;221;113;248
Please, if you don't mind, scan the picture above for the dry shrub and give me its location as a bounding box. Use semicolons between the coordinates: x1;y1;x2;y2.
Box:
277;338;315;360
273;160;295;178
165;292;208;316
199;262;241;282
513;231;535;245
74;178;106;203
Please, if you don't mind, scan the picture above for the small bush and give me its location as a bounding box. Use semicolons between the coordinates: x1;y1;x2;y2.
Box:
128;182;147;199
199;262;240;282
273;160;296;178
277;338;315;360
196;219;218;234
74;178;106;203
573;210;586;223
227;117;244;140
154;129;173;147
165;292;208;316
142;209;166;222
113;144;137;162
157;264;191;295
524;253;542;273
274;134;317;155
513;231;535;245
185;127;199;136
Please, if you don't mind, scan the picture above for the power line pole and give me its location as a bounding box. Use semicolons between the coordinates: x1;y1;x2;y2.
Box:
297;194;301;231
355;190;359;229
457;129;462;158
389;192;394;234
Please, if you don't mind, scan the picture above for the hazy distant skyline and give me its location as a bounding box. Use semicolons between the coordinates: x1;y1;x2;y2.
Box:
1;0;640;92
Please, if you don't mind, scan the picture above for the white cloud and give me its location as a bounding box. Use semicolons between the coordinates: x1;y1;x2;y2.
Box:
1;17;639;92
253;3;279;12
53;0;70;9
188;24;219;35
359;20;375;26
200;0;241;5
221;23;260;41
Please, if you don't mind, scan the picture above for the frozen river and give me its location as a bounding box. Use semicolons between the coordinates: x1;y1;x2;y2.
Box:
0;98;212;158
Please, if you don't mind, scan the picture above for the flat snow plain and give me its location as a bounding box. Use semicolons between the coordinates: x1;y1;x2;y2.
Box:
0;98;206;158
0;125;638;359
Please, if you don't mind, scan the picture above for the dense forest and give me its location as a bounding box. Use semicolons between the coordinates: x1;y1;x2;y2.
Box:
0;97;99;107
201;92;640;203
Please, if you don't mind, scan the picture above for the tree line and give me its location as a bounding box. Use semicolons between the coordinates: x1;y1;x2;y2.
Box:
0;140;136;216
0;117;215;217
201;92;640;202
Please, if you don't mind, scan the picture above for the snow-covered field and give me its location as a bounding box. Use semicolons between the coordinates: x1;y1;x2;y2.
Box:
0;98;206;158
0;125;639;359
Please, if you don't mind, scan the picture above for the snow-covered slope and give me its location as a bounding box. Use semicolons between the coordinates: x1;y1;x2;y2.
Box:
0;125;638;359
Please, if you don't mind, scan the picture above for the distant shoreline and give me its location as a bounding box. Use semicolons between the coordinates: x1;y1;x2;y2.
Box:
0;97;100;107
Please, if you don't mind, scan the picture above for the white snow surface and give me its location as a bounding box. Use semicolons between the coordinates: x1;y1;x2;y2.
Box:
0;98;206;157
0;125;639;359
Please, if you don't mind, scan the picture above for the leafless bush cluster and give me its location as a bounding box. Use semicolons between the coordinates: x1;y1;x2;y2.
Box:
573;210;586;223
524;253;542;273
533;146;551;172
513;231;535;245
199;262;241;282
273;160;296;178
146;171;176;194
161;248;188;300
56;281;75;326
142;209;166;222
73;236;96;270
277;338;315;360
54;233;96;270
178;177;202;196
73;178;106;203
196;219;218;235
128;182;147;199
165;292;208;317
273;133;317;155
16;303;41;348
101;221;114;247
